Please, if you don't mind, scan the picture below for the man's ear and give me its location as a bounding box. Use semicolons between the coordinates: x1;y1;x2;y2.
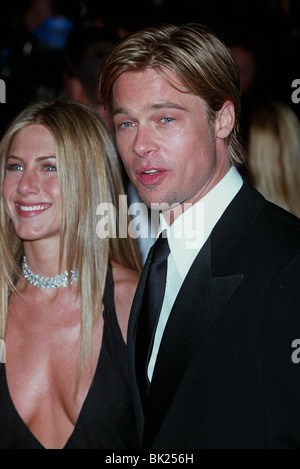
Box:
215;101;235;139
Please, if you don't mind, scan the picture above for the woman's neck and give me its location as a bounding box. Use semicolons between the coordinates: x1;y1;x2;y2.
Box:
23;238;64;277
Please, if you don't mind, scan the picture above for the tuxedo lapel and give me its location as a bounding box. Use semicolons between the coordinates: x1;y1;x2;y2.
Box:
143;238;244;447
142;180;266;448
129;179;266;448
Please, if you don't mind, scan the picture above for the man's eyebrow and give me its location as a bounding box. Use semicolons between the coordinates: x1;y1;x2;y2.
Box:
145;102;188;112
112;102;188;116
112;107;128;117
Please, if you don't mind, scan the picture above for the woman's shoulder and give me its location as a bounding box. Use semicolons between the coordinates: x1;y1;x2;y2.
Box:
111;262;140;342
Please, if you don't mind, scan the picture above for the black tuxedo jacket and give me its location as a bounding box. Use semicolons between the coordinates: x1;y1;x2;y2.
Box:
127;179;300;449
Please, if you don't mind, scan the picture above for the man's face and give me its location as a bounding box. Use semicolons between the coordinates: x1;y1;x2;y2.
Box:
112;68;232;221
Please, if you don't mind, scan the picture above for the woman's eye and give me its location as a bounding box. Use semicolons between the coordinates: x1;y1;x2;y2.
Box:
43;164;57;172
6;163;23;171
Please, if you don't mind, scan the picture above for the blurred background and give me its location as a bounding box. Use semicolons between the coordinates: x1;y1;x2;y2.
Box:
0;0;299;140
0;0;300;241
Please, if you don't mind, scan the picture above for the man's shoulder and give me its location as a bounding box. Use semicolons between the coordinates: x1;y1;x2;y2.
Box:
238;178;300;240
263;198;300;226
236;182;300;264
255;197;300;247
214;179;300;271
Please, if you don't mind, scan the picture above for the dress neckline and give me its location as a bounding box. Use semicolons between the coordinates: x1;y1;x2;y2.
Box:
1;267;122;449
1;317;106;449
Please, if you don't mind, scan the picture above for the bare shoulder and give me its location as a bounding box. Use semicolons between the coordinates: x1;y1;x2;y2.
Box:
111;261;140;343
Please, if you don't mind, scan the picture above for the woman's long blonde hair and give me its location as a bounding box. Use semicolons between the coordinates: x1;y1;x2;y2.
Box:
0;100;142;372
248;101;300;218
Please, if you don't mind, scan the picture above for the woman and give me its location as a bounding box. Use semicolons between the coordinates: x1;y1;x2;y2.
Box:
0;100;142;449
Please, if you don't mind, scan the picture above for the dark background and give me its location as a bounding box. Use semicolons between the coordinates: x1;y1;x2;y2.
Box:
0;0;299;136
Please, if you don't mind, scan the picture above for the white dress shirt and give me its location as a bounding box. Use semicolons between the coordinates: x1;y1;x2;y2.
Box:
147;166;243;381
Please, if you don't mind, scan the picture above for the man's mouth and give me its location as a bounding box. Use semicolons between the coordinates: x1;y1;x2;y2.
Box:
143;169;160;174
137;167;168;186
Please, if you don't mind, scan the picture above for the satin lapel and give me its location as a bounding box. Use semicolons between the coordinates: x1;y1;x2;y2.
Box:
143;238;244;447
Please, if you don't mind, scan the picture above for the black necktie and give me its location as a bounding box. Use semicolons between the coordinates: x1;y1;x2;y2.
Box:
136;231;170;407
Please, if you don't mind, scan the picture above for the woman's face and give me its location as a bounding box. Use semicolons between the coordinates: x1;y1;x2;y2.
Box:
2;124;61;244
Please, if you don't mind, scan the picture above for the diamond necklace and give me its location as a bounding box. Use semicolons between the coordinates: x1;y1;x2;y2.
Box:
22;256;79;289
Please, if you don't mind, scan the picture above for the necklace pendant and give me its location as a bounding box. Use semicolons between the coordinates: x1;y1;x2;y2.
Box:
22;257;79;289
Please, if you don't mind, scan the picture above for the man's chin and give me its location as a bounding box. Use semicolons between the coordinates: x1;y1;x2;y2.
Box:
137;189;179;212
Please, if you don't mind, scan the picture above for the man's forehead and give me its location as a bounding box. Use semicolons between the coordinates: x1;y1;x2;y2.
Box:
111;68;200;115
112;101;189;117
113;67;188;94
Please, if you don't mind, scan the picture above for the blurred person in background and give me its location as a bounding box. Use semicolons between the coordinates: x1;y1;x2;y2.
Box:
247;100;300;218
0;0;82;136
22;0;75;51
63;25;119;132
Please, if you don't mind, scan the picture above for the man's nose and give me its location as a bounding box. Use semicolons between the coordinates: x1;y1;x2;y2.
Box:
132;126;159;158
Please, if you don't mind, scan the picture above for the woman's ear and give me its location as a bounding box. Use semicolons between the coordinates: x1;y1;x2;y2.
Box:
215;101;235;139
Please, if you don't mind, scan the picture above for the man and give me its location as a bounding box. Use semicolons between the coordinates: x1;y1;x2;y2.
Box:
99;23;300;449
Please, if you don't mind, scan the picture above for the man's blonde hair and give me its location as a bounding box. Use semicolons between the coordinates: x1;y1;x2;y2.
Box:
99;23;246;167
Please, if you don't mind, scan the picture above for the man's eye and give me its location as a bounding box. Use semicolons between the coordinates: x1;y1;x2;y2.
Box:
120;121;134;129
161;117;175;124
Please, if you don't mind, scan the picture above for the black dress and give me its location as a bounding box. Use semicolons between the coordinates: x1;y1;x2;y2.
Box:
0;268;138;449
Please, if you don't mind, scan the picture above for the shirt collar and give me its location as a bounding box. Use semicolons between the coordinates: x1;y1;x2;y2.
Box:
159;166;243;279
